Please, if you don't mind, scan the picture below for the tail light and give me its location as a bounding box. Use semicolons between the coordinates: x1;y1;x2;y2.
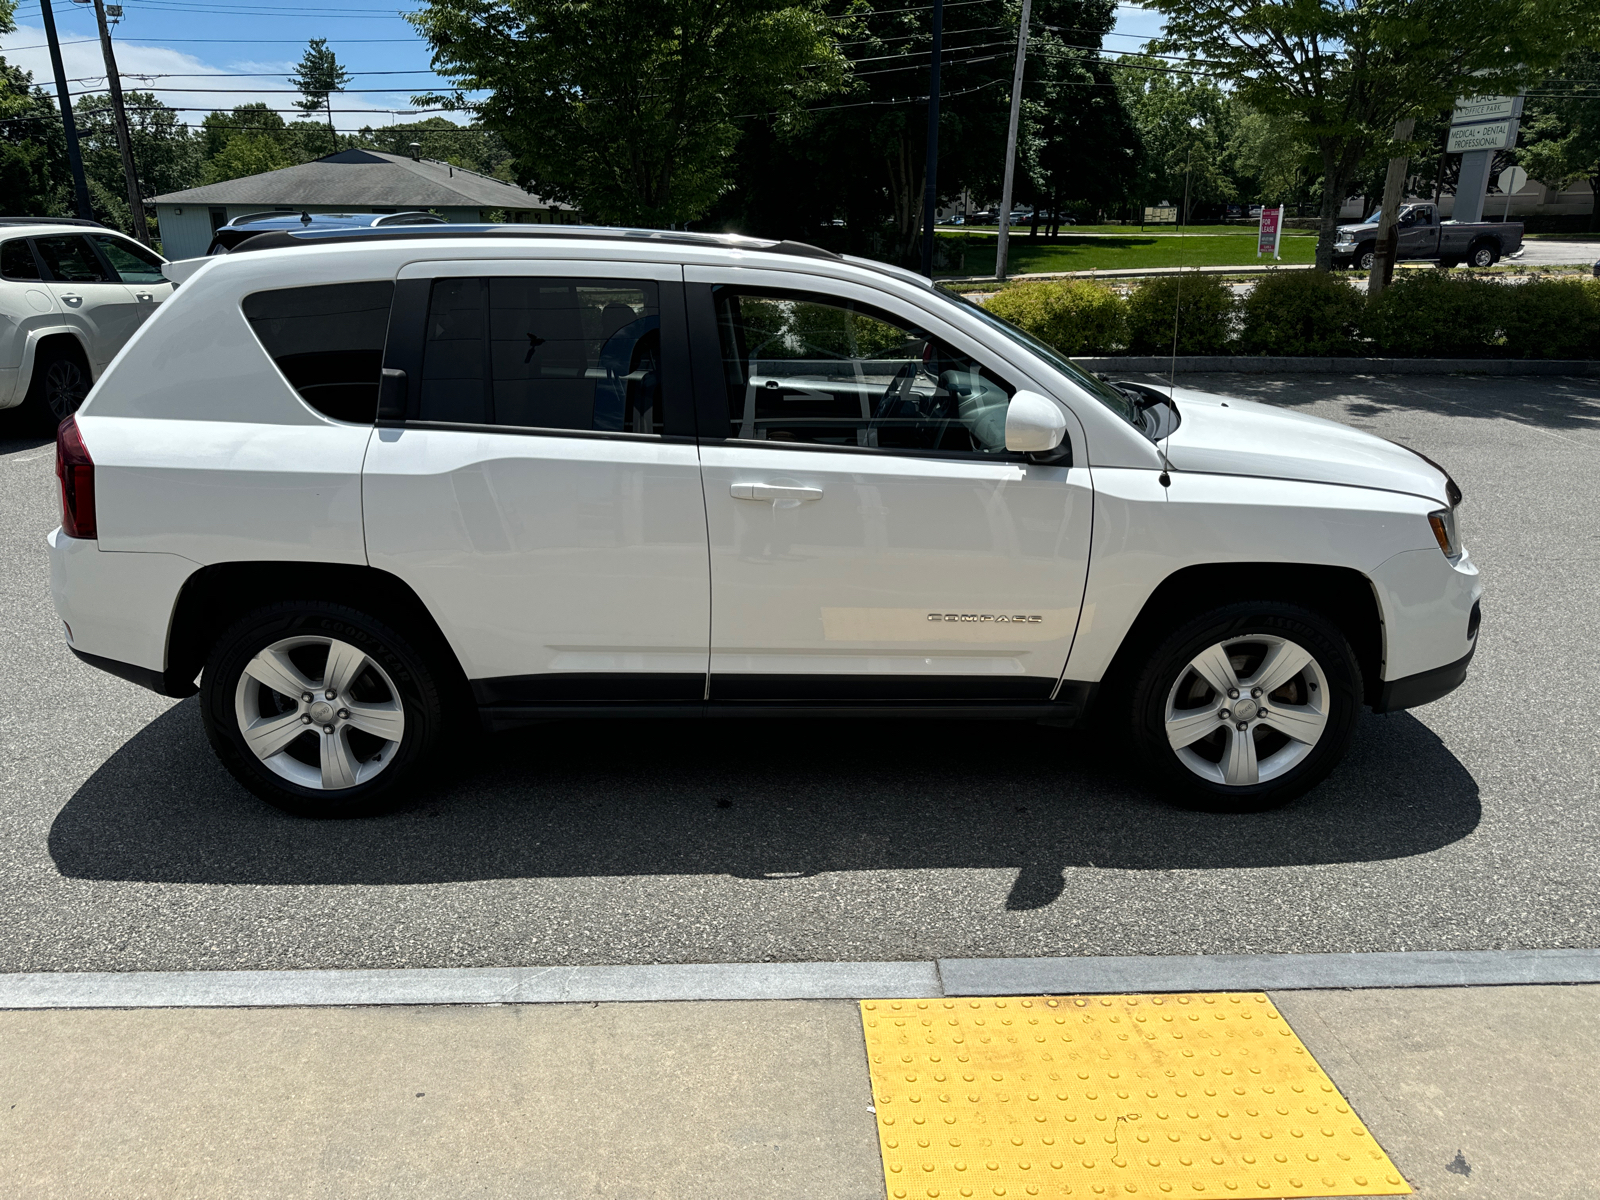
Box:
56;416;97;539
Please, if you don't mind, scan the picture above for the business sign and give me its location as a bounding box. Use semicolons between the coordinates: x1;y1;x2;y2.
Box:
1448;121;1516;152
1257;205;1284;259
1452;95;1519;124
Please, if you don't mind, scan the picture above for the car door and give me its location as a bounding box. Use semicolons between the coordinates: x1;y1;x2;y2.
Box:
88;233;173;325
1397;207;1436;259
687;268;1093;703
31;233;142;371
362;260;711;713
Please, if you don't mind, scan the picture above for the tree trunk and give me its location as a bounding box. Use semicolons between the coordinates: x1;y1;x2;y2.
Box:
1315;142;1347;272
886;133;922;266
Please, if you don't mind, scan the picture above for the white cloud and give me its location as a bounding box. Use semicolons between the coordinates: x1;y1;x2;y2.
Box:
0;24;459;131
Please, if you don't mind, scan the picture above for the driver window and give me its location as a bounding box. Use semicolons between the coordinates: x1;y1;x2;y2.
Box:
712;286;1015;454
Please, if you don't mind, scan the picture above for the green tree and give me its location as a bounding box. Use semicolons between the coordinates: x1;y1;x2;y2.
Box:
408;0;847;227
356;116;511;177
1147;0;1600;267
289;38;351;153
1517;50;1600;230
1115;53;1237;220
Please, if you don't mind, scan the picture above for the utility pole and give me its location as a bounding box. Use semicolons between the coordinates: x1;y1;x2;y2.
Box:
994;0;1033;282
87;0;151;245
1367;117;1415;299
39;0;94;221
918;0;944;278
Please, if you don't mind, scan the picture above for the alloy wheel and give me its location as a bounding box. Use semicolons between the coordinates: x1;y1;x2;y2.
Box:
1359;251;1375;270
233;635;406;790
1163;634;1329;788
44;357;89;421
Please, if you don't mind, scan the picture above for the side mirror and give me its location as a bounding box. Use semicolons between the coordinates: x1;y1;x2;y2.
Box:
1004;390;1068;453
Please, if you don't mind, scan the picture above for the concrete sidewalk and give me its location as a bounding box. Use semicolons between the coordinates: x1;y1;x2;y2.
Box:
1;985;1596;1199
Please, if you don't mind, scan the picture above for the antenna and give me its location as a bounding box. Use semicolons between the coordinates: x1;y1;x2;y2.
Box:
1169;143;1193;401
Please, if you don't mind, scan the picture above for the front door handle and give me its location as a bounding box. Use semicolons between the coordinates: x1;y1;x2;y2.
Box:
730;482;823;502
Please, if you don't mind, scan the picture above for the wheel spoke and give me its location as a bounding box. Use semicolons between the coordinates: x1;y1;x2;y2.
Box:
244;646;313;700
1251;641;1313;697
1259;702;1327;746
321;639;369;698
242;710;307;760
320;728;360;790
1167;707;1223;750
344;699;404;742
1189;643;1240;698
1221;726;1259;787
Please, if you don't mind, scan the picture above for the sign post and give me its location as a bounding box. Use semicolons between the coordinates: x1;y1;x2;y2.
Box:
1256;205;1283;260
1448;93;1524;224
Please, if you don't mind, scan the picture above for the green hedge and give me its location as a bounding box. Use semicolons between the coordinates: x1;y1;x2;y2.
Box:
1125;274;1238;355
978;270;1600;359
983;280;1125;356
1239;270;1364;356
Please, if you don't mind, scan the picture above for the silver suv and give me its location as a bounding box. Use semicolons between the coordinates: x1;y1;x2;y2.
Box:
0;219;170;427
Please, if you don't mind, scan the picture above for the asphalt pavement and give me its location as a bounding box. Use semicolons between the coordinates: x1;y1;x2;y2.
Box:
2;371;1598;974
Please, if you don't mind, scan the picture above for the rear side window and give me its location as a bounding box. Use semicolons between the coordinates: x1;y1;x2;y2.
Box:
1;239;41;281
242;281;395;423
418;276;663;434
34;235;111;283
90;234;165;284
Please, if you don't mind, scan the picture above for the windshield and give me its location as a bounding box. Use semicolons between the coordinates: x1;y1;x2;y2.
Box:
935;287;1141;426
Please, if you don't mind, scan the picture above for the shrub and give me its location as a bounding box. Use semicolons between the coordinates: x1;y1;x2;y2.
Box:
982;280;1126;356
1498;277;1600;359
1125;274;1237;355
1360;272;1506;357
1239;270;1364;356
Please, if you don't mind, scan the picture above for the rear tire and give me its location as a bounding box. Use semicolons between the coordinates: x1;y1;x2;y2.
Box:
200;601;444;817
1127;600;1362;811
1468;243;1496;269
22;342;91;431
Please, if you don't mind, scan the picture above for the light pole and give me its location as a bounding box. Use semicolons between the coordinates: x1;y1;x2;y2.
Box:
995;0;1032;282
78;0;151;245
918;0;944;277
39;0;94;221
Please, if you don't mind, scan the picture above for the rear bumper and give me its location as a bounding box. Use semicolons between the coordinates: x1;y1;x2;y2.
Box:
49;527;199;693
1373;641;1476;713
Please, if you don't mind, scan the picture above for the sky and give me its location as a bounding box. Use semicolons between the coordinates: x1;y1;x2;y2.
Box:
0;0;1167;140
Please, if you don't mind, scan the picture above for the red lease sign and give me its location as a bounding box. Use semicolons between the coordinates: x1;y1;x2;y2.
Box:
1258;206;1282;257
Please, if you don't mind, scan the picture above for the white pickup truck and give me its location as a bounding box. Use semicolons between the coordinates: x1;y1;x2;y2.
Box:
1332;202;1523;270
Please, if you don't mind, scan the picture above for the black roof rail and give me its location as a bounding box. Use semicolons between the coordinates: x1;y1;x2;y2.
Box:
225;223;850;261
0;216;105;228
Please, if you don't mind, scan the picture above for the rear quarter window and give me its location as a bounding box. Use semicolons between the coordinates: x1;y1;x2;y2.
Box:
242;281;395;423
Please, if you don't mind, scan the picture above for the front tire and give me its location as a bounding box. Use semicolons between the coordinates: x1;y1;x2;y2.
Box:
1128;601;1361;810
1357;248;1376;271
201;601;443;816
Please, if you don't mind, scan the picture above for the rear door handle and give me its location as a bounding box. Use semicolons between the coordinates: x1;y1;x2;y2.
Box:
730;482;823;502
134;291;154;301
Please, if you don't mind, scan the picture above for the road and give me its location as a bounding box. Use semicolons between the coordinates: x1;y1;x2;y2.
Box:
2;372;1598;974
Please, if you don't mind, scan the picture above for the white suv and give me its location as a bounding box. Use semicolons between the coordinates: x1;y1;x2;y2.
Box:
1;220;171;426
48;226;1480;815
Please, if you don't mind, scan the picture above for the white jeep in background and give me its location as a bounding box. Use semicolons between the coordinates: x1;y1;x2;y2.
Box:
0;219;171;427
48;225;1481;817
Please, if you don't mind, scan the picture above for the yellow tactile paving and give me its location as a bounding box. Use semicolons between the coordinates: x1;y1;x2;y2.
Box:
860;993;1409;1200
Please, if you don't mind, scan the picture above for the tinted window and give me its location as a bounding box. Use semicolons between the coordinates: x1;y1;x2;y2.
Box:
418;276;663;433
90;234;165;283
712;287;1014;453
242;281;394;423
0;239;40;281
34;235;111;283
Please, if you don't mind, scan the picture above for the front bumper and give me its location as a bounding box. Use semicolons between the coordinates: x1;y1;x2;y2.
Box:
1373;638;1476;713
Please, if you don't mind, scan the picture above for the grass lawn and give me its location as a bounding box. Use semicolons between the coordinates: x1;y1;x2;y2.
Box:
937;231;1318;277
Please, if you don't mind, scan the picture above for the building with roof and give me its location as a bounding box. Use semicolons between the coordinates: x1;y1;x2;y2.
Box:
150;148;578;259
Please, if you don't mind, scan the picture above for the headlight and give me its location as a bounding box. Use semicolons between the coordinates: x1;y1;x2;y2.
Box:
1428;507;1462;559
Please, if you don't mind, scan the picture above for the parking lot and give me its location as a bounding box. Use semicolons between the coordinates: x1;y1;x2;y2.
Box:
2;370;1597;976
